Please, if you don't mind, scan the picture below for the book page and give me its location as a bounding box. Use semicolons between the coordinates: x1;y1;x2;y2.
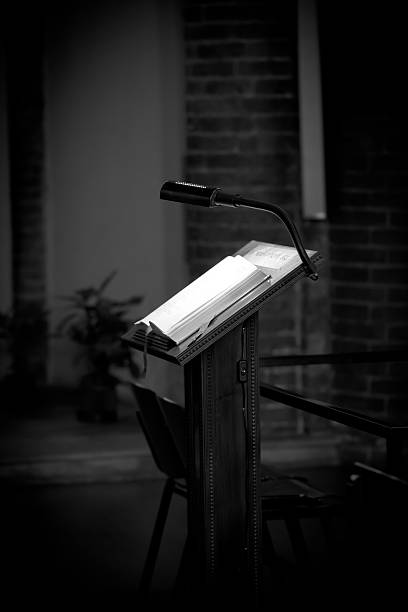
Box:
242;242;299;269
239;241;316;279
168;268;269;344
136;255;259;336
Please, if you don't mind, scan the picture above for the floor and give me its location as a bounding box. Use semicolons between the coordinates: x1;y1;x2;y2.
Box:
0;397;404;609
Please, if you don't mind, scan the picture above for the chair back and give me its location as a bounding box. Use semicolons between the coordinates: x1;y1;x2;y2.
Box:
158;395;187;468
131;382;186;478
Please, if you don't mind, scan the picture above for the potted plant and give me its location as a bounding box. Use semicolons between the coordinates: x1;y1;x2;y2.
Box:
56;270;143;422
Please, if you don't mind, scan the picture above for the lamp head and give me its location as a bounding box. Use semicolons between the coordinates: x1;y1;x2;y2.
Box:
160;181;220;207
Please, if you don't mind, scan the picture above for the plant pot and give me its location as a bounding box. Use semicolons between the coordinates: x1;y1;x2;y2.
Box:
76;372;118;423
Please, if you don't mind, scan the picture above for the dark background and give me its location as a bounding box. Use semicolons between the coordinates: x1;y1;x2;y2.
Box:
1;0;408;605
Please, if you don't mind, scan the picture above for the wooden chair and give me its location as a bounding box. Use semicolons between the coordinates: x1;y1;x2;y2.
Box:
131;382;344;595
131;383;187;595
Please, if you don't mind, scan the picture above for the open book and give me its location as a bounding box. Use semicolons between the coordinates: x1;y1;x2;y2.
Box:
127;240;318;348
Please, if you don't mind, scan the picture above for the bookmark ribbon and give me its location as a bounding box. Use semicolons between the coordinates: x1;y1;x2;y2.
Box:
140;326;151;378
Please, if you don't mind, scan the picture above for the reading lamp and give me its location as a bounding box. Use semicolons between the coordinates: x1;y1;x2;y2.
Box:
160;180;319;281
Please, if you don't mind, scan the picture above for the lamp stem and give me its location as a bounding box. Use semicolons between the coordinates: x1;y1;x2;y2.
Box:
228;197;318;281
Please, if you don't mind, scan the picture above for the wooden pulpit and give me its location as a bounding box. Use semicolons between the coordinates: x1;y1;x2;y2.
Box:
121;247;322;606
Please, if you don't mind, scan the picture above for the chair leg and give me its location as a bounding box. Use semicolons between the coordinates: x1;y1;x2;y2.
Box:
173;532;193;597
139;477;175;595
284;514;309;566
262;519;277;567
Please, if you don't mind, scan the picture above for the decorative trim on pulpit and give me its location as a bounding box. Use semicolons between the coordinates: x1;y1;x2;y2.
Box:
204;346;217;580
246;315;261;599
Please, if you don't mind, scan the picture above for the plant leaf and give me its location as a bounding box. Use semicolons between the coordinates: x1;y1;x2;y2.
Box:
98;270;117;296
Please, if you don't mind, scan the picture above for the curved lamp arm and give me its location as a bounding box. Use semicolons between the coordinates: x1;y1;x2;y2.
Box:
160;181;319;281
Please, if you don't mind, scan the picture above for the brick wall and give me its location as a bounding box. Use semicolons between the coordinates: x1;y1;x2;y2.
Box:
5;6;47;386
328;115;408;415
320;1;408;418
182;0;408;442
182;0;330;437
